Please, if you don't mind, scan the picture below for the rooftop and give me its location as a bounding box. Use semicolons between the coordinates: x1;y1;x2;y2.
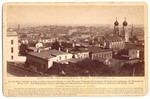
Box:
28;49;71;59
7;31;18;36
88;46;112;53
27;47;37;51
55;58;84;64
125;43;144;51
68;47;89;53
104;36;123;42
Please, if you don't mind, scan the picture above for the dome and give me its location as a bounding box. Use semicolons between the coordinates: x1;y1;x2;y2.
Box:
114;17;119;26
114;21;119;26
123;17;128;26
123;21;128;26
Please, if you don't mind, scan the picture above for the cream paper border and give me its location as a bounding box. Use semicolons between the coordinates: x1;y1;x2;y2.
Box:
2;2;148;96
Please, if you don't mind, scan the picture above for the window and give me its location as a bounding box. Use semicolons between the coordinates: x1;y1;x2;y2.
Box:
65;56;67;60
11;47;13;53
99;54;101;58
103;53;105;58
11;40;13;44
132;51;135;54
11;56;13;60
93;55;95;59
110;53;112;57
97;54;99;58
107;53;109;57
59;56;61;60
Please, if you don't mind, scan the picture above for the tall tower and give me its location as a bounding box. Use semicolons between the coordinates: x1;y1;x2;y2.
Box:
122;17;129;42
130;24;134;37
114;17;119;36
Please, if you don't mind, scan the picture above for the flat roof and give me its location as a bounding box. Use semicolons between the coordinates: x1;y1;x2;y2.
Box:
55;58;83;64
28;49;71;60
88;46;112;53
7;31;18;36
104;36;123;42
27;47;37;51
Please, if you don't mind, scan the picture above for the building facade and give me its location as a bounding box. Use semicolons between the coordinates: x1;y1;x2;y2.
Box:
6;30;19;61
26;49;73;72
88;47;112;60
103;36;125;49
68;47;89;59
118;48;140;60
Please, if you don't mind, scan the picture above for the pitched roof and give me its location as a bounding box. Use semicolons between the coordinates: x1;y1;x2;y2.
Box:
27;47;37;51
88;46;112;53
78;48;89;52
28;49;71;59
68;47;89;53
104;36;123;42
55;58;83;64
7;31;18;36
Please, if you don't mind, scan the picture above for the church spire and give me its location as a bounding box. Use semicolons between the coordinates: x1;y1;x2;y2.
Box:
131;24;134;37
114;17;119;26
122;17;129;42
123;17;128;26
114;17;119;36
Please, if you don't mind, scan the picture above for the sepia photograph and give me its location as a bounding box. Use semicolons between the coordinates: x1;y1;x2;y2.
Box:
2;2;148;96
5;3;145;77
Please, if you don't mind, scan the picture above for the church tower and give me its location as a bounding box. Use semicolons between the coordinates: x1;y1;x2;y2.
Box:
130;24;134;37
114;17;119;36
122;17;129;42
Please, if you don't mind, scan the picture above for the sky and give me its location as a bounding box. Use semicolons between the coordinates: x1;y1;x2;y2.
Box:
6;4;145;28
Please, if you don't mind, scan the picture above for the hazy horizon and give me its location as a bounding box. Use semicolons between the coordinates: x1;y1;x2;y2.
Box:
7;4;145;28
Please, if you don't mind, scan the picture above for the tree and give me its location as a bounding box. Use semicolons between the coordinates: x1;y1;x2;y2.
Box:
46;58;113;76
51;40;60;50
118;62;144;76
129;36;138;43
19;43;28;56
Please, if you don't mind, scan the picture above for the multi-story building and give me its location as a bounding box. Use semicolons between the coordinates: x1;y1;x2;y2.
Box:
118;48;140;60
69;47;89;59
39;37;58;43
26;49;73;72
88;47;112;60
102;36;125;49
6;30;19;61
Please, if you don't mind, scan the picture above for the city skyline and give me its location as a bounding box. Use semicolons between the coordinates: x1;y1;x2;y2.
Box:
7;5;144;28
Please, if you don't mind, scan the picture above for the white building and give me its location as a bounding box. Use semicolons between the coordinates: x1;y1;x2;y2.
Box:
6;30;19;61
68;48;89;59
102;36;125;49
26;49;73;72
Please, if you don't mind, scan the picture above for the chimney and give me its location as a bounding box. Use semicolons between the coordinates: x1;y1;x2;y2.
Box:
37;49;41;53
103;42;106;49
66;48;69;53
8;28;14;32
58;47;61;51
72;42;75;47
59;41;62;46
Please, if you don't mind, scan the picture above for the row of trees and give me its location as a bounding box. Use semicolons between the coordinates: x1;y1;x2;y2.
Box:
46;58;144;76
